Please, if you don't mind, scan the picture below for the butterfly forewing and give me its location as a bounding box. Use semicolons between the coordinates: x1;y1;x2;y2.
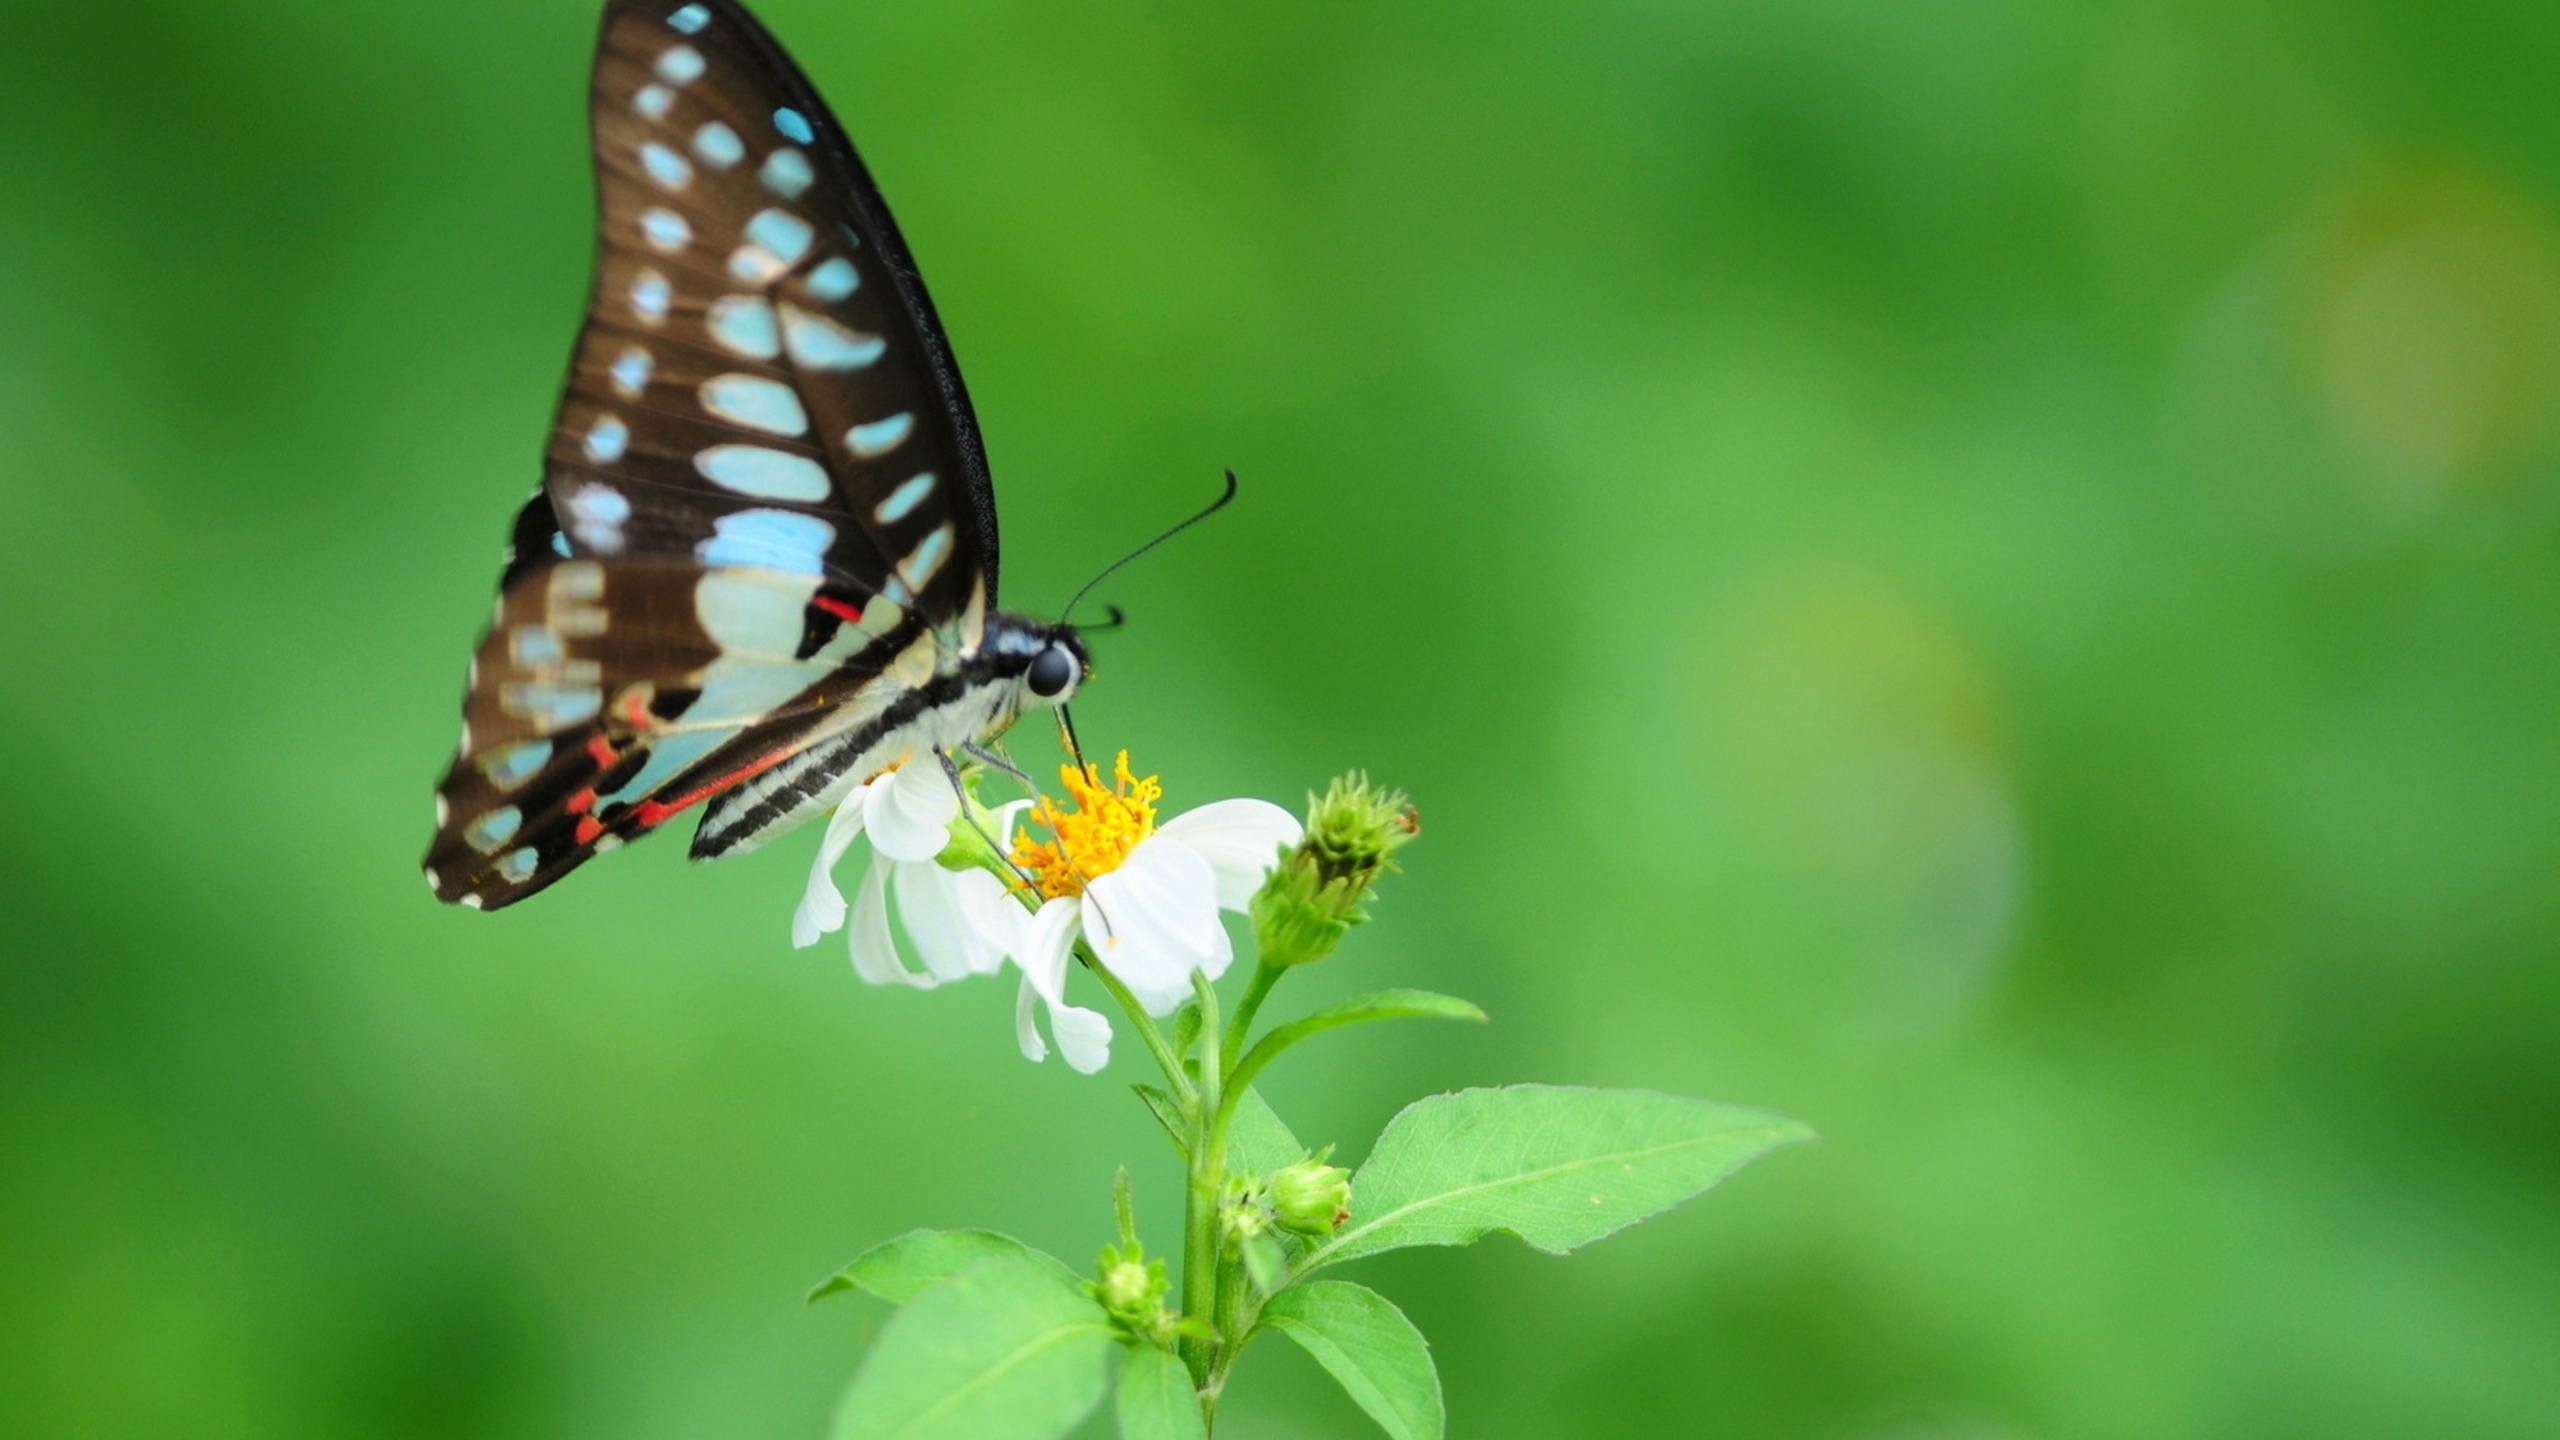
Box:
567;0;994;617
428;0;997;909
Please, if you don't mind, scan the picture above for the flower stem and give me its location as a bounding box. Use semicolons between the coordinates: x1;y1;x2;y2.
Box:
1180;970;1224;1387
1220;957;1285;1074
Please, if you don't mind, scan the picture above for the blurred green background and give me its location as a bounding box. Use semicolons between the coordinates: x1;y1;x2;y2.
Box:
6;0;2558;1435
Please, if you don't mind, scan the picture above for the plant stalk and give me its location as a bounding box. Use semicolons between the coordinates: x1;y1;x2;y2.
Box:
1220;957;1285;1073
1179;970;1224;1388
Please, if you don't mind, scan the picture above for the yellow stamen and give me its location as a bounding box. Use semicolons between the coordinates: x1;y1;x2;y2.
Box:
1014;750;1161;900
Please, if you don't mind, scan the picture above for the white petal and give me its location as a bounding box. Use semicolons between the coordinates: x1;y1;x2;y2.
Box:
1157;798;1302;910
1015;975;1048;1063
986;797;1033;851
1049;1002;1113;1073
893;860;980;983
1017;897;1082;1003
818;783;875;864
867;759;959;862
791;869;846;949
1082;837;1223;1015
790;790;872;946
1197;910;1236;987
951;868;1024;975
1124;974;1195;1018
848;861;934;988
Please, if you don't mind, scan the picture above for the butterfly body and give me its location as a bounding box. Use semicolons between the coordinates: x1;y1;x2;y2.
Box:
425;0;1085;910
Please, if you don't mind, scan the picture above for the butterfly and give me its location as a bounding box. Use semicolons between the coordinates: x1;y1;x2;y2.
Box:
424;0;1091;910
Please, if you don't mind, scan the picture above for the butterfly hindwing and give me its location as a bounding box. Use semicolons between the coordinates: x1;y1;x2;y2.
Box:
426;556;928;908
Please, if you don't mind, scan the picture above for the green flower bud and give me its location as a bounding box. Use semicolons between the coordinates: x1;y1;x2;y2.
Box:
1089;1240;1173;1338
1269;1152;1354;1237
1250;773;1419;968
1218;1175;1273;1244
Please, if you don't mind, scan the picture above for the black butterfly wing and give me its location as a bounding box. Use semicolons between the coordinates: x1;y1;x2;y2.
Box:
565;0;997;612
427;0;997;909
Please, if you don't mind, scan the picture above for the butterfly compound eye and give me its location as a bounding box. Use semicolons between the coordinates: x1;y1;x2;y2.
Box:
1027;644;1078;699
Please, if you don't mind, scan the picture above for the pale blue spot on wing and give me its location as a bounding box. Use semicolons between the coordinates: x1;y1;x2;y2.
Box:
706;295;778;358
509;623;565;668
874;471;936;523
502;682;603;732
693;121;744;170
675;574;854;768
760;147;814;199
550;530;573;558
727;245;785;285
499;847;541;883
657;45;705;85
774;107;814;143
584;414;629;463
845;413;913;458
640;207;690;252
695;444;830;501
699;374;809;436
479;739;552;791
697;509;836;575
631;269;671;323
635;83;674;119
610;345;654;397
745;209;813;267
640;141;690;189
563;484;632;551
901;522;956;589
782;308;883;370
464;806;523;853
667;3;711;32
805;255;857;301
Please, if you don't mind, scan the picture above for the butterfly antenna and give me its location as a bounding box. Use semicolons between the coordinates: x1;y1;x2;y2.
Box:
1055;703;1091;776
1060;469;1240;625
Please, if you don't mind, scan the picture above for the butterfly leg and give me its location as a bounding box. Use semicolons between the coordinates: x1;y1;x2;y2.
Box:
937;747;1040;891
963;741;1037;793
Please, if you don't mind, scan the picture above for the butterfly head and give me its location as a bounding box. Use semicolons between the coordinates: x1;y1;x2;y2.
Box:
988;615;1091;711
1026;630;1088;703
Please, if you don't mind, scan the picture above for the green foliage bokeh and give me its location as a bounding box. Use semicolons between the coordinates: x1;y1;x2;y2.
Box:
4;0;2557;1436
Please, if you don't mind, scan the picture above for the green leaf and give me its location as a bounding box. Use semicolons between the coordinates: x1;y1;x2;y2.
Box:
1227;992;1486;1097
1132;1084;1189;1157
830;1256;1115;1440
1113;1344;1206;1440
1302;1086;1813;1272
1239;1231;1289;1297
1226;1086;1304;1178
1259;1281;1442;1440
1300;989;1486;1027
810;1229;1082;1306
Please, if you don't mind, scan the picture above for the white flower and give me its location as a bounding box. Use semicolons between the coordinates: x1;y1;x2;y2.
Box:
792;759;1020;988
971;755;1302;1066
792;751;1301;1078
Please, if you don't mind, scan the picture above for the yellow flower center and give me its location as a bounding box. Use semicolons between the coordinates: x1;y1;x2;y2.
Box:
1014;751;1161;900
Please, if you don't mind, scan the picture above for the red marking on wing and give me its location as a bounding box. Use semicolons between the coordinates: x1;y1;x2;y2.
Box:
586;735;618;767
633;748;796;829
574;815;605;845
814;596;863;625
620;689;653;729
566;787;597;816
